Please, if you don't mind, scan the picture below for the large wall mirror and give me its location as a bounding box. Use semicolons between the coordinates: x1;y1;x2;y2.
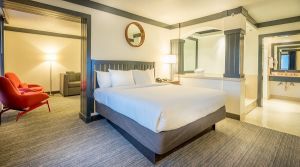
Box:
125;22;145;47
272;43;300;71
180;29;224;74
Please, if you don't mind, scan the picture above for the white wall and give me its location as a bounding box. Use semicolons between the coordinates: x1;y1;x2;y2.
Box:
4;31;81;92
197;34;225;74
244;24;258;100
34;0;172;78
270;81;300;99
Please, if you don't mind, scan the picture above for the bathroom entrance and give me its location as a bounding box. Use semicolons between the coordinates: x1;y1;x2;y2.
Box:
243;31;300;137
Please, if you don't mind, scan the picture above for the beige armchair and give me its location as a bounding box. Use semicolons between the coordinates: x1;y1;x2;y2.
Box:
60;72;81;97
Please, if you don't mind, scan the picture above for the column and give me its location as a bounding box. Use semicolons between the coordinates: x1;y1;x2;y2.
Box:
224;28;245;78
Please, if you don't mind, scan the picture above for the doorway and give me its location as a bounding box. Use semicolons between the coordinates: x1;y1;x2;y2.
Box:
243;30;300;137
0;0;92;123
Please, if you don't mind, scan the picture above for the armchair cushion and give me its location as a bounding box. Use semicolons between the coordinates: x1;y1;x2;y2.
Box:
5;72;44;93
5;72;22;88
60;72;81;96
68;81;80;88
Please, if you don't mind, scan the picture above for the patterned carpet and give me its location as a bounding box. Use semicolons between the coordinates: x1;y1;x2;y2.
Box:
0;95;299;167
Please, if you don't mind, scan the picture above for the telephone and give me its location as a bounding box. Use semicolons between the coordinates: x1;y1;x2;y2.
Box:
155;78;168;83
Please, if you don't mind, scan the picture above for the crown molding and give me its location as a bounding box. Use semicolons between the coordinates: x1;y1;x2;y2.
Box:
256;16;300;28
62;0;171;29
4;26;82;39
5;0;300;30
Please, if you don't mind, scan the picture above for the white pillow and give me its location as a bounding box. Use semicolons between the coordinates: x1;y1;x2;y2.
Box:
96;71;111;88
132;69;155;85
109;69;135;87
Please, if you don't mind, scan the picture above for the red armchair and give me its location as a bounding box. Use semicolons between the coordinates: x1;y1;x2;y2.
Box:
5;72;44;92
0;77;50;124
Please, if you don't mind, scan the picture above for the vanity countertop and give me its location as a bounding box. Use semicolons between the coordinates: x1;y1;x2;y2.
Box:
269;74;300;78
179;73;244;82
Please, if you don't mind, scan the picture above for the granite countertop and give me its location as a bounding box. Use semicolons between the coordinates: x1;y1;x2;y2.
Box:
179;73;245;82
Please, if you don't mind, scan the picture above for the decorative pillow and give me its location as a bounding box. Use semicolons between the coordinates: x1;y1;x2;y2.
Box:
132;69;155;85
96;71;112;88
109;69;135;87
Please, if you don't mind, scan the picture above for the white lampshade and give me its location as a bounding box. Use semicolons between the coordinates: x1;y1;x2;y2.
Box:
45;54;57;62
162;54;176;64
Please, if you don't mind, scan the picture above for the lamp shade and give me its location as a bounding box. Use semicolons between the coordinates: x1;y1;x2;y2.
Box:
162;54;176;64
45;54;57;62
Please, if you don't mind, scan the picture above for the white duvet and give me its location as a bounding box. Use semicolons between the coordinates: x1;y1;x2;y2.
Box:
94;84;225;133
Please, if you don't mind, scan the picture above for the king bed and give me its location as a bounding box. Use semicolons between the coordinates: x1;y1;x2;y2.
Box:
91;60;226;163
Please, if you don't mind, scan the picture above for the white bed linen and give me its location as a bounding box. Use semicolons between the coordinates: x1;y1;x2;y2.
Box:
94;84;225;133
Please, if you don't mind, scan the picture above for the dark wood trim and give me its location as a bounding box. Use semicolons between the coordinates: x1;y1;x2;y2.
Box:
187;37;198;41
241;7;257;26
44;90;60;94
59;1;258;30
13;0;298;30
4;26;82;39
226;112;240;120
169;7;245;29
256;16;300;28
277;45;300;50
4;0;93;123
62;0;170;29
271;41;300;69
281;49;300;52
269;76;300;83
257;30;300;107
0;16;3;76
276;45;300;70
224;28;245;35
4;0;84;23
197;29;221;35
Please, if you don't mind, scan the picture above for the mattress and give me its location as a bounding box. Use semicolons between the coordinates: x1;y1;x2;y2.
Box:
94;84;226;133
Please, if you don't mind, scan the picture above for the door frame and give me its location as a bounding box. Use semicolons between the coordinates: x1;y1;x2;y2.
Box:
257;30;300;107
2;0;95;122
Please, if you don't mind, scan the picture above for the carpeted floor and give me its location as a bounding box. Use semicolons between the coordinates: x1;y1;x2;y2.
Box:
0;95;299;167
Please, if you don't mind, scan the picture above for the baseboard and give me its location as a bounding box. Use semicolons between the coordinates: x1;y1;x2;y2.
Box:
79;112;103;123
91;114;103;121
45;91;60;95
226;112;240;120
79;112;91;123
270;95;300;102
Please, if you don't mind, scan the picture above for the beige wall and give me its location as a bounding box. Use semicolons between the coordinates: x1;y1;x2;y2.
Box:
4;31;81;92
33;0;171;79
197;34;225;74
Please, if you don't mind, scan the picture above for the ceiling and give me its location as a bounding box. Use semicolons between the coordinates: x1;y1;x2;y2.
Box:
92;0;300;24
4;9;81;36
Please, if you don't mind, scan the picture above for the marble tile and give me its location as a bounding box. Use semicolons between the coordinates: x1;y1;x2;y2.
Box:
243;99;300;137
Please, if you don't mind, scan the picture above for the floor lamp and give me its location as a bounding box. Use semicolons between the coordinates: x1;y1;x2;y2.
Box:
162;55;177;81
46;54;56;95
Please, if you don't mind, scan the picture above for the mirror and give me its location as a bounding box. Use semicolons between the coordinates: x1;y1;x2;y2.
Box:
125;22;145;47
183;37;198;72
273;45;300;71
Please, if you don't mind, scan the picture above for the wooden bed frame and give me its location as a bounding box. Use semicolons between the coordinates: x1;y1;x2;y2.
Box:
91;60;224;164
